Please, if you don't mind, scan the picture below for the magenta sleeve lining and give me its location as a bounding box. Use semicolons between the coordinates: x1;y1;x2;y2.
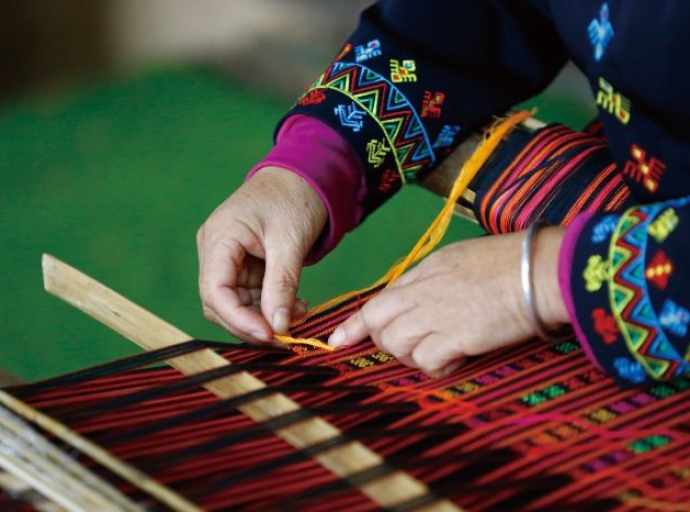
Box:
557;212;603;370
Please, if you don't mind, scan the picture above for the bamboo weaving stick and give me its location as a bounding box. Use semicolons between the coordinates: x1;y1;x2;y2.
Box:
40;254;463;512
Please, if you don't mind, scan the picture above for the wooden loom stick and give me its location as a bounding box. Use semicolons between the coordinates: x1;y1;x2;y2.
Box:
40;254;463;512
0;404;142;512
0;368;97;512
0;324;134;511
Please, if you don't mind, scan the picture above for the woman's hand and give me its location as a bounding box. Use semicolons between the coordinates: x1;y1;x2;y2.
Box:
197;166;327;343
328;227;568;377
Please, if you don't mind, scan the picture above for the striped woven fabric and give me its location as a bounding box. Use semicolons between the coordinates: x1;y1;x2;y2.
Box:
3;286;689;511
474;123;633;233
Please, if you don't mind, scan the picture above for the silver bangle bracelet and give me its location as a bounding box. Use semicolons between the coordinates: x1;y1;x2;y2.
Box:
521;220;564;343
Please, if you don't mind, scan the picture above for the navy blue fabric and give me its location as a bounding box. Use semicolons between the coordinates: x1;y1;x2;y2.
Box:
280;1;690;385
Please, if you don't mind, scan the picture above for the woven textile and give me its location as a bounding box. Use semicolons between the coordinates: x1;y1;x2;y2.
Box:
473;123;633;233
3;289;689;511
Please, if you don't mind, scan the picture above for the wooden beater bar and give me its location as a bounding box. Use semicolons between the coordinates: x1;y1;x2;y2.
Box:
39;254;462;512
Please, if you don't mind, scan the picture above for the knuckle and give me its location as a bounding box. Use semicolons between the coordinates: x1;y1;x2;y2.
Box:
273;270;299;295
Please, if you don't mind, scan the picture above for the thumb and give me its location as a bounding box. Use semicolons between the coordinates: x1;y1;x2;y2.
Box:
261;248;303;335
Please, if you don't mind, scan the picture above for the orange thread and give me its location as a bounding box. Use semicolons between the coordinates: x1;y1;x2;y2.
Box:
273;334;333;351
276;110;534;349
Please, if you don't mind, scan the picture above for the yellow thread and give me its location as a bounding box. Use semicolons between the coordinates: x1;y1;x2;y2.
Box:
275;110;534;350
274;334;334;351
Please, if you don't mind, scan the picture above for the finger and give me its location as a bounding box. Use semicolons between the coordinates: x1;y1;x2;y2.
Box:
204;286;272;342
329;288;414;348
200;239;272;341
328;309;370;348
202;303;269;344
292;299;309;322
261;248;304;335
237;255;265;289
411;332;466;378
375;313;429;368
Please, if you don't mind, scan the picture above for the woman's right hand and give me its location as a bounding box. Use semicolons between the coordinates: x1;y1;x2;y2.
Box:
197;166;327;343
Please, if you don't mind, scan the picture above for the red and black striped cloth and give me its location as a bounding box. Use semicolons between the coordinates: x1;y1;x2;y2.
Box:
4;286;689;511
473;122;631;233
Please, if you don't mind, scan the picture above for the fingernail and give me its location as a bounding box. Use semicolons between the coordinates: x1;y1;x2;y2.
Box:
329;328;346;348
272;308;290;334
252;331;271;343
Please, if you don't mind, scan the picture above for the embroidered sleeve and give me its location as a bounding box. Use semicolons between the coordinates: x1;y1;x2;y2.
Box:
280;0;567;220
568;198;690;386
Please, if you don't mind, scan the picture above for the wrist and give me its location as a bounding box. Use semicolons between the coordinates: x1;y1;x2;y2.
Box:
531;225;569;328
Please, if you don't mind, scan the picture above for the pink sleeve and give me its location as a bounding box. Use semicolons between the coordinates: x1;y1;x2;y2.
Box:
557;211;604;370
247;115;366;264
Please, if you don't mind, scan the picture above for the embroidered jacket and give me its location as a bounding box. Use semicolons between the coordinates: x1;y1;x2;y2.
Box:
262;0;690;386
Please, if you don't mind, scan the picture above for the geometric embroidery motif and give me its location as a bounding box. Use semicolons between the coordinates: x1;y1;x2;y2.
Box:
433;125;461;149
334;102;366;132
659;299;690;338
389;59;418;83
305;62;436;182
648;208;679;243
355;39;382;63
645;249;673;290
623;144;666;193
592;308;619;344
366;139;390;168
596;77;630;125
588;3;614;62
420;91;445;118
591;214;619;243
609;203;690;380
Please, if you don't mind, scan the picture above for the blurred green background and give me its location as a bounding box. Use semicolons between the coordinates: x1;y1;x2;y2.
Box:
0;2;595;382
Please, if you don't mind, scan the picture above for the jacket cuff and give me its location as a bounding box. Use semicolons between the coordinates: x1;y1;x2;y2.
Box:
558;212;603;370
567;204;690;386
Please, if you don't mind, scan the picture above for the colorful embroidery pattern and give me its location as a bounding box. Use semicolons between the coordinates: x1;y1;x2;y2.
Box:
584;254;609;292
623;144;666;193
432;125;461;149
588;3;614;62
333;102;366;132
378;169;399;193
591;215;618;243
366;138;390;168
389;59;418;83
305;62;436;181
298;89;326;106
608;202;690;380
355;39;382;62
592;308;619;344
420;91;445;118
659;299;690;338
645;249;673;290
648;208;679;243
596;77;631;124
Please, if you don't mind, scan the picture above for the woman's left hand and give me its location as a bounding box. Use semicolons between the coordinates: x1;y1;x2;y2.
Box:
328;227;569;377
